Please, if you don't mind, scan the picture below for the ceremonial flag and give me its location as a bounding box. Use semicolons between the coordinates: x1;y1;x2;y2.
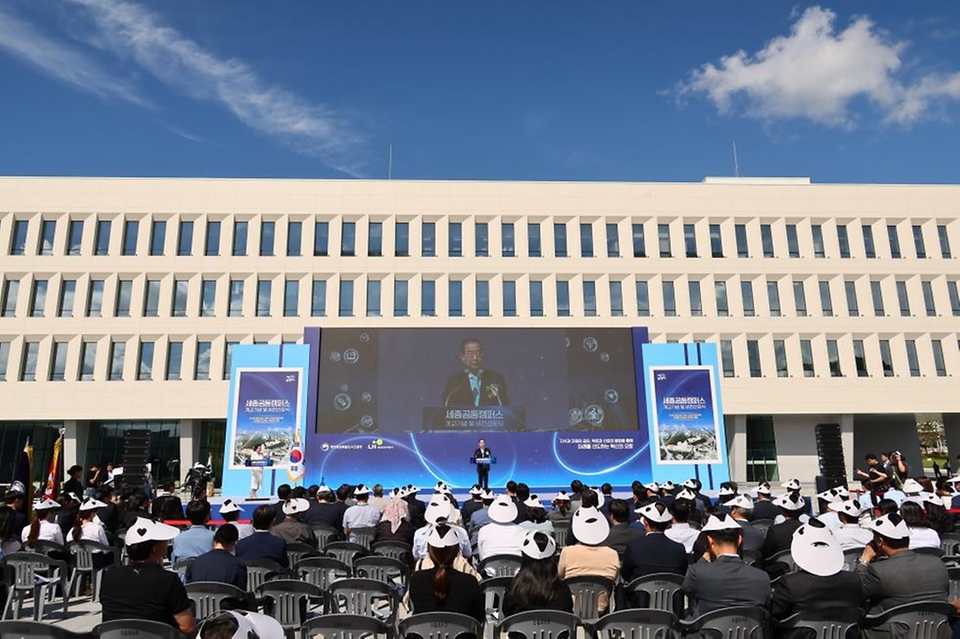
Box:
287;427;305;484
42;435;63;500
12;440;34;520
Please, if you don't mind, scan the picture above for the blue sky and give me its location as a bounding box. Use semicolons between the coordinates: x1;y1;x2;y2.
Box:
1;1;959;183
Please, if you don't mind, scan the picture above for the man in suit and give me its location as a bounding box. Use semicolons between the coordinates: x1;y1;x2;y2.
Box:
442;338;510;407
473;439;492;490
621;502;688;583
602;499;644;556
762;492;806;564
727;495;765;553
751;482;779;520
683;514;771;617
235;505;289;568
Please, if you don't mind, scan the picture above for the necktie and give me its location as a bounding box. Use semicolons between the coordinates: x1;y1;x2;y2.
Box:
469;373;480;406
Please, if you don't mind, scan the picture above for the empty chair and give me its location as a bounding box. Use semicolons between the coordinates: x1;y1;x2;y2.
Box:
185;582;248;620
241;558;288;593
1;553;69;621
479;555;522;579
621;573;685;616
354;556;410;587
777;608;862;639
300;614;392;639
0;620;91;639
287;542;316;567
29;541;68;561
862;601;955;639
313;526;341;549
594;609;680;639
480;576;512;625
948;567;960;601
297;556;351;594
93;619;182;639
324;542;368;568
495;610;581;639
564;576;614;625
328;578;398;626
399;612;483;639
371;541;413;565
940;533;960;556
68;541;119;602
681;605;770;639
171;558;194;580
257;580;324;636
351;527;377;550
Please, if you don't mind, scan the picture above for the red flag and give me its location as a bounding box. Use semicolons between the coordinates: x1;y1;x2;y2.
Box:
43;435;62;501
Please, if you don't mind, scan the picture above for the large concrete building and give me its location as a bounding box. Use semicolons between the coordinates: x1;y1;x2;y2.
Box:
1;175;958;490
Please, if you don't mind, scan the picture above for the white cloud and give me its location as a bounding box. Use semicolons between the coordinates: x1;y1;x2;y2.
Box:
673;6;960;127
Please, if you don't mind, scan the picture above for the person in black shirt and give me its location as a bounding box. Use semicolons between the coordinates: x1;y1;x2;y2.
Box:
762;493;806;568
502;530;573;617
100;517;196;633
2;482;28;541
63;466;84;500
271;484;292;525
622;502;688;583
408;523;484;622
187;524;248;593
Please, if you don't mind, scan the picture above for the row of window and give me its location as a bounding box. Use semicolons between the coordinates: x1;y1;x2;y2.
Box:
6;216;955;261
4;274;960;319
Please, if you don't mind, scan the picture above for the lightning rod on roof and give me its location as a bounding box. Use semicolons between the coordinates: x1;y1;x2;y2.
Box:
388;143;393;180
732;141;742;178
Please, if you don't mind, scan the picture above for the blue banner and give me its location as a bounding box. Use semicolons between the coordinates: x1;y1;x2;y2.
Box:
228;368;304;471
649;366;721;464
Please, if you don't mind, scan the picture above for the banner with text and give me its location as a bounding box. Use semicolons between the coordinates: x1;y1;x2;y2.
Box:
228;367;304;470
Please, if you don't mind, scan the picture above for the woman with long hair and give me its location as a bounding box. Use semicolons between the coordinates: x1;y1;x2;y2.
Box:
72;497;114;573
407;523;484;621
502;530;573;617
900;500;941;550
22;499;64;548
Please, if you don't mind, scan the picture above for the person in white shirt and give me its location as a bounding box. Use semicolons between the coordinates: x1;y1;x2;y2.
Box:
412;496;471;560
70;497;114;570
814;488;844;530
22;499;64;547
477;495;526;562
665;489;700;553
900;500;941;550
368;485;390;513
342;485;383;543
219;499;255;540
828;499;873;550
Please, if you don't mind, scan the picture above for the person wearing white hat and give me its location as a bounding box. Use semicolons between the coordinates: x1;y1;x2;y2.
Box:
271;498;318;548
828;499;873;550
219;499;254;540
460;485;485;526
413;496;472;561
519;495;555;537
548;491;572;522
726;494;765;553
717;482;738;508
622;502;687;584
682;478;712;511
171;500;216;566
900;478;923;495
70;497;110;552
557;506;619;614
22;498;64;548
898;500;941;551
408;523;485;622
197;610;284;639
501;530;573;617
813;488;843;530
752;482;779;520
682;514;771;617
770;520;864;623
857;512;949;618
477;495;525;562
101;517;195;633
665;489;701;552
466;489;497;540
343;484;384;543
761;492;807;562
185;524;248;593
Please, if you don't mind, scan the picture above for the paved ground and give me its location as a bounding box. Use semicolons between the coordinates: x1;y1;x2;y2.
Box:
6;595;102;632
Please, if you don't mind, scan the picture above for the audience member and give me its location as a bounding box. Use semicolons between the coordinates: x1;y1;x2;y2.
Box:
512;482;531;524
271;484;292;525
236;505;288;568
413;496;472;560
407;523;484;621
477;495;526;561
727;494;765;553
502;530;573;617
342;484;383;542
564;489;601;546
622;502;687;583
219;499;254;540
460;486;484;526
558;505;619;614
665;489;700;552
467;489;496;538
152;480;184;521
899;500;941;551
271;498;318;548
56;491;81;537
186;524;248;591
120;490;152;533
22;498;64;547
519;495;555;536
752;482;779;520
828;500;872;550
762;492;805;561
548;491;571;521
1;482;28;540
404;485;426;529
814;488;844;529
171;499;215;564
71;498;112;567
196;610;283;638
63;465;84;500
603;498;644;556
368;484;389;512
375;492;416;546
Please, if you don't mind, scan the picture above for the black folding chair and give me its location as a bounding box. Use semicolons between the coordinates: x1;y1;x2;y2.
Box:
564;576;614;624
398;612;482;639
862;601;955;639
301;614;393;639
495;610;581;639
594;609;680;639
185;581;248;620
0;620;91;638
776;607;862;639
93;619;182;639
681;605;770;639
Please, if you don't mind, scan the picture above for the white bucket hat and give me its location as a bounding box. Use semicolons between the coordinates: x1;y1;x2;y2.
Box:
728;495;754;510
636;502;673;524
520;530;556;560
682;479;699;490
756;482;772;496
554;491;571;502
480;489;496;500
125;517;180;545
870;512;910;540
718;485;737;497
353;484;370;496
781;478;802;491
523;496;545;510
701;513;742;532
489;495;519;524
901;479;923;495
79;498;107;512
774;493;806;512
469;485;483;496
828;499;862;518
815;488;842;503
220;499;243;515
572;506;609;545
34;499;61;512
197;611;284;639
675;488;697;502
661;481;676;492
434;481;453;496
644;482;661;493
282;498;310;516
427;523;460;548
791;521;843;577
425;496;453;525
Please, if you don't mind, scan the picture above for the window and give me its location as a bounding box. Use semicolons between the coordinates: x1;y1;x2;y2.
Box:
95;220;111;256
684;224;698;258
195;279;215;317
476;222;489;257
421;280;435;317
58;280;76;317
394;280;408;316
114;280;132;317
747;340;761;377
448;222;462;257
579;222;595;258
709;224;723;258
528;223;541;257
800;340;815;377
871;281;885;316
259;220;275;256
720;340;735;377
735;224;749;258
395;222;409;257
422;222;436;257
913;224;926;258
556;281;570;317
502;223;515;257
793;281;807;317
632;224;646;257
79;341;96;381
476;280;490;317
663;280;677;316
658;224;671;257
68;220;84;255
837;224;850;258
177;221;194;256
715;281;729;316
767;281;781;317
861;224;876;258
760;224;774;258
503;281;517;317
224;341;238;380
896;280;910;316
29;280;47;317
194;341;211;380
171;280;189;317
449;280;463;317
887;225;901;259
844;281;859;316
741;280;755;316
774;340;788;377
949;281;960;316
689;281;703;317
287;221;302;257
811;224;825;258
932;340;947;377
256;280;272;317
879;340;894;377
137;342;154;382
141;280;160;317
38;220;56;256
225;220;245;257
200;221;219;256
166;341;183;381
819;280;833;316
554;223;568;257
228;280;244;317
311;280;327;317
853;340;868;377
1;280;17;317
636;281;650;316
9;220;28;255
606;223;620;257
0;342;10;381
610;281;624;316
285;279;300;317
313;221;329;256
938;225;951;258
921;281;936;316
905;339;920;377
87;280;104;317
827;340;842;377
339;280;354;317
108;341;126;381
20;342;39;381
786;224;800;258
340;221;355;257
583;280;597;317
530;281;544;317
49;342;68;382
365;280;380;317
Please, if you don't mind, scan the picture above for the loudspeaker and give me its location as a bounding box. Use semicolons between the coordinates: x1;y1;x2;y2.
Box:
815;423;847;480
120;429;151;490
815;475;846;494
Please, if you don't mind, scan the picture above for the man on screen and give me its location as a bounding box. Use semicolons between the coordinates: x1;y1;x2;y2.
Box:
474;439;492;490
442;338;510;407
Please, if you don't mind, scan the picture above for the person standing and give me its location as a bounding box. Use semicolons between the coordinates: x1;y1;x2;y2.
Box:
63;465;84;499
473;439;492;490
249;444;264;499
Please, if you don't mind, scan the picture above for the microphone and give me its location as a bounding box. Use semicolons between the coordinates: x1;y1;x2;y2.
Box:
444;386;463;406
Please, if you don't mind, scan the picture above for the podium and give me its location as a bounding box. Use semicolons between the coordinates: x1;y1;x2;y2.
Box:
470;456;497;466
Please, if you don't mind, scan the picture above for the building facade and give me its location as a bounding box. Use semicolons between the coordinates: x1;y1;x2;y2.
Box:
1;176;959;489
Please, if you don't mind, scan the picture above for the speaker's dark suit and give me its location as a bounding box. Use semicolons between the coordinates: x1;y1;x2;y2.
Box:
442;370;509;406
683;555;771;617
473;446;492;490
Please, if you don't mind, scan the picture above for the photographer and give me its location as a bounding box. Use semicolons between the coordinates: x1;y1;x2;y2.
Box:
183;463;214;501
